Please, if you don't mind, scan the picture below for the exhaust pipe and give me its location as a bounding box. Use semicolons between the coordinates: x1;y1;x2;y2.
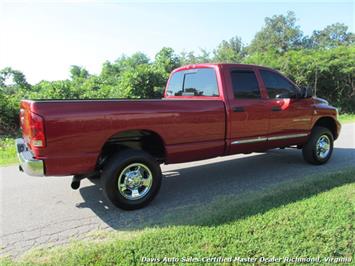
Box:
71;175;83;190
71;180;80;190
71;171;99;190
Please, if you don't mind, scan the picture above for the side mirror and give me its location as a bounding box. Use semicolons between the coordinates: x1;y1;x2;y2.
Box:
300;87;313;98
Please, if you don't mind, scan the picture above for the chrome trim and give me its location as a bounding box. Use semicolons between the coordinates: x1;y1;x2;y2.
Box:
232;137;267;145
15;138;44;176
268;133;308;141
232;133;308;145
292;118;311;122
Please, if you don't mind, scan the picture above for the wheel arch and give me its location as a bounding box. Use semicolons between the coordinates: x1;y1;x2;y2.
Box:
312;116;339;140
96;129;166;170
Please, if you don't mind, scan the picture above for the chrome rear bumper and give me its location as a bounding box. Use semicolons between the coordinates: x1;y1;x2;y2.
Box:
15;138;44;176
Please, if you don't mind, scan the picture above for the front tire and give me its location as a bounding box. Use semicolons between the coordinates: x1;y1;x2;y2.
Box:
101;149;162;210
302;126;334;165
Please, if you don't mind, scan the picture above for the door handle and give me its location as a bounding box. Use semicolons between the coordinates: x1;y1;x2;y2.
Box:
233;106;245;112
272;106;282;111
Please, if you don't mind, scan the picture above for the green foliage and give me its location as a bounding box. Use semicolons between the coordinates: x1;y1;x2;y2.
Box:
0;67;30;91
116;64;165;98
0;93;22;134
179;48;213;65
115;52;150;72
245;46;355;113
248;11;303;54
308;23;355;49
0;137;17;166
213;36;245;63
0;11;354;134
338;113;355;124
243;49;282;68
0;67;31;134
70;65;89;80
154;47;181;77
31;80;78;99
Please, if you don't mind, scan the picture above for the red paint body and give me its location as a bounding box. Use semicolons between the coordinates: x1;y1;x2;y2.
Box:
19;64;341;176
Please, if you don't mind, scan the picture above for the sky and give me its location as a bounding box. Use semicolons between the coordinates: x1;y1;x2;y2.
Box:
1;1;354;84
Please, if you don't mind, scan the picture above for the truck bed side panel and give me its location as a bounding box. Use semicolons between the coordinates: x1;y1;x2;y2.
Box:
29;99;226;175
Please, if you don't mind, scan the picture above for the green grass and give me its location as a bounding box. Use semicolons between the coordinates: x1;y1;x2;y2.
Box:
338;113;355;124
0;137;17;166
2;168;354;265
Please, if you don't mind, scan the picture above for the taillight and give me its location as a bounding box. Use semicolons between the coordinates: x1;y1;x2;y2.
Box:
29;112;46;148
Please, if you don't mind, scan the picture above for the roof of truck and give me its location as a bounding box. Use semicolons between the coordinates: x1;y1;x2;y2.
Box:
173;63;275;73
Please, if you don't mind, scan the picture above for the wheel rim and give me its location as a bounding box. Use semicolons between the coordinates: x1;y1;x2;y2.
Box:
316;134;331;159
117;163;153;200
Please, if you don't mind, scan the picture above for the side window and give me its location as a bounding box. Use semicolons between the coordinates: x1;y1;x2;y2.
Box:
166;68;219;96
231;70;261;99
260;69;299;99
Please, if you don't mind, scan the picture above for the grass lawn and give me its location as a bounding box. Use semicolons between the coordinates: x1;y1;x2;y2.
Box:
1;168;354;266
0;137;17;166
338;113;355;124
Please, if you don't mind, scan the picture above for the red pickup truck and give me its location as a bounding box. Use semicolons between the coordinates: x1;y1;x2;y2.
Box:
16;63;341;209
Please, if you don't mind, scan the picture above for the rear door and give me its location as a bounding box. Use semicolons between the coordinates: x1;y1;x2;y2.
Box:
224;66;270;154
164;66;227;162
257;68;313;147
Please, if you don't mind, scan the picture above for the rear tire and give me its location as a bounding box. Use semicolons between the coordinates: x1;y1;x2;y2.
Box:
101;149;162;210
302;126;333;165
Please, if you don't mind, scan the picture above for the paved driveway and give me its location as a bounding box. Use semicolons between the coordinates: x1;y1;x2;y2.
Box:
1;123;354;257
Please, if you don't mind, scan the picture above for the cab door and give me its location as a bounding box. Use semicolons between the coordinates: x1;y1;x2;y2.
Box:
224;66;270;154
257;68;313;148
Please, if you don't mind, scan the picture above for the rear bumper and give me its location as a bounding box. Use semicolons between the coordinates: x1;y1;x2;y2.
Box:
15;138;44;176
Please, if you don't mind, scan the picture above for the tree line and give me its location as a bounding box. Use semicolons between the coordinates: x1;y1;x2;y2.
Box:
1;11;354;134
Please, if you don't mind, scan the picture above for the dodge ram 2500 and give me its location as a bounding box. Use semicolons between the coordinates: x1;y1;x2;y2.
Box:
16;63;341;209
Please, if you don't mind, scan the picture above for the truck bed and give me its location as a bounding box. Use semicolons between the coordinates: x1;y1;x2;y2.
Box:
21;99;226;175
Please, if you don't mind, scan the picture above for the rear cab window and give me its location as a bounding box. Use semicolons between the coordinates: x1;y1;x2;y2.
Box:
166;68;219;97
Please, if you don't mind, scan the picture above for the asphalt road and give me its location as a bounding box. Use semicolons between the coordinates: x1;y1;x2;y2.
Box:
1;123;354;257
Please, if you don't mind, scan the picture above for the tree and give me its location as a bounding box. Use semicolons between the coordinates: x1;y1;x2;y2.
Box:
114;52;150;72
179;49;212;65
180;51;202;65
154;47;181;75
245;46;355;112
243;49;282;69
101;60;118;77
248;11;303;54
0;68;31;133
213;36;244;62
308;23;354;49
70;65;89;80
116;65;164;99
31;80;76;99
0;67;30;92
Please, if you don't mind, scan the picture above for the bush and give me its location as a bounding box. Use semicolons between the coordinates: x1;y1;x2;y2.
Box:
244;46;355;113
1;46;354;135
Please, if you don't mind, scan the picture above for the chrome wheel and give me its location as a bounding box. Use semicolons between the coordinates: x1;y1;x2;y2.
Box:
118;163;153;200
316;134;331;159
